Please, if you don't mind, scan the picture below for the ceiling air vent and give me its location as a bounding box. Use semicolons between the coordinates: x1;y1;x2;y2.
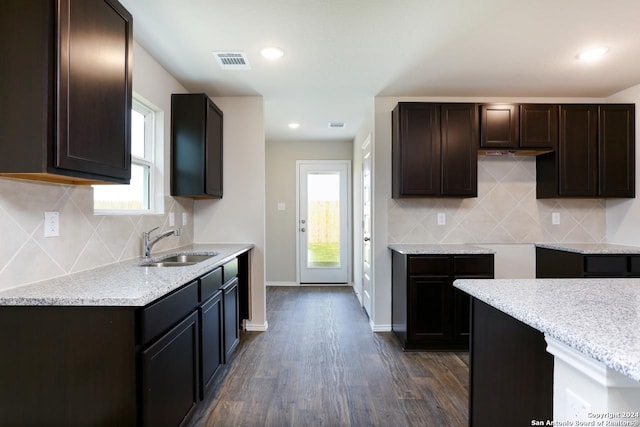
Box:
328;121;346;129
212;52;251;70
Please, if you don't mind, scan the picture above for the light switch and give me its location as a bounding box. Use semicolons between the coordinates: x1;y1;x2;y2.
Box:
437;212;446;226
182;212;188;226
169;212;175;227
552;212;560;225
44;211;59;238
277;202;286;211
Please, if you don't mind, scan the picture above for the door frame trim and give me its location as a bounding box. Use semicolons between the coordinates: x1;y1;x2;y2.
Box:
295;160;352;284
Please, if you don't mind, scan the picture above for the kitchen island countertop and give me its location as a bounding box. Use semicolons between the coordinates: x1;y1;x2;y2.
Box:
0;243;253;307
388;243;495;255
454;277;640;382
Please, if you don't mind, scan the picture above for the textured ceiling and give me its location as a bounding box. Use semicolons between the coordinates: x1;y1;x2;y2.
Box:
119;0;640;141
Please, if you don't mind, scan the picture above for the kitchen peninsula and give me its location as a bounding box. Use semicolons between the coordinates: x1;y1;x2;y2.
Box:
454;277;640;426
0;243;253;426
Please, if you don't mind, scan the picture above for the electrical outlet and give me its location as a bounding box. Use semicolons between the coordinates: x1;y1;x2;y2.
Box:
44;211;59;238
552;212;561;225
169;212;175;227
182;212;188;226
437;212;446;225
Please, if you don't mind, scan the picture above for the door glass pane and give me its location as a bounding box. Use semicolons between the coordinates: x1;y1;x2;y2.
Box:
307;172;340;268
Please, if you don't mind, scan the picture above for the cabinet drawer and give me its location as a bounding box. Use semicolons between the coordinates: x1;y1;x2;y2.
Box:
141;280;199;345
223;258;238;283
630;257;640;275
408;256;449;275
453;255;494;277
200;267;223;302
584;256;627;275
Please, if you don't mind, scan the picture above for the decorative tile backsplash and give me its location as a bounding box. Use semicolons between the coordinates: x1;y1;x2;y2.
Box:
388;156;606;244
0;178;194;291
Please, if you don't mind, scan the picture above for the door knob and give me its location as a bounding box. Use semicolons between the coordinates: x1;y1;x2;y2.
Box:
300;227;306;232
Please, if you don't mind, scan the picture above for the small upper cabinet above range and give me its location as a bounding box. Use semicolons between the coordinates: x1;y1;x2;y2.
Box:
171;94;224;199
0;0;133;185
480;104;558;153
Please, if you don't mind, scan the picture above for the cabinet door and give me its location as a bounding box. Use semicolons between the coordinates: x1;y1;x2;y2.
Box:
480;104;518;149
407;276;452;343
205;98;223;197
392;103;441;197
520;104;558;149
598;105;635;197
441;104;478;196
558;105;598;196
452;288;470;341
222;278;240;361
142;311;199;427
200;291;223;398
56;0;132;182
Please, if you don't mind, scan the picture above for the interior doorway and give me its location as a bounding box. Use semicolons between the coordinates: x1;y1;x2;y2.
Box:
361;136;372;315
297;161;351;284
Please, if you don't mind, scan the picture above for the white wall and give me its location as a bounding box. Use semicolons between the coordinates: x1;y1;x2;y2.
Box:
606;83;640;246
194;97;267;330
0;41;194;290
265;139;353;284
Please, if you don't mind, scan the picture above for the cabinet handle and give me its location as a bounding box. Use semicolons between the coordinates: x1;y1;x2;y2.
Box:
300;228;306;232
364;237;371;242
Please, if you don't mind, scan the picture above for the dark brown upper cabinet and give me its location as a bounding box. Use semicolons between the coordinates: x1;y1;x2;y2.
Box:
0;0;133;185
392;102;478;198
480;104;557;152
480;104;519;149
536;104;635;198
171;94;224;199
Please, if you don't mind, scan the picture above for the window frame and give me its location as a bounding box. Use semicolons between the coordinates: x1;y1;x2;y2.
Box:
93;96;158;215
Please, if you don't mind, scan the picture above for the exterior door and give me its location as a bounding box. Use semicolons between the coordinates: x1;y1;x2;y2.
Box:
361;137;373;315
298;161;350;283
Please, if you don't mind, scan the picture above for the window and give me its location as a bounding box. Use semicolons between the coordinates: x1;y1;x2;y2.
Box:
94;98;157;213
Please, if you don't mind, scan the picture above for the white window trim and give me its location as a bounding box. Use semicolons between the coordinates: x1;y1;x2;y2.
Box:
94;95;161;216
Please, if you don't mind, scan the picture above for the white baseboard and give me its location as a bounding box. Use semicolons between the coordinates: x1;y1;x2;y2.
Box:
370;321;392;332
244;321;269;332
266;281;298;287
266;282;353;287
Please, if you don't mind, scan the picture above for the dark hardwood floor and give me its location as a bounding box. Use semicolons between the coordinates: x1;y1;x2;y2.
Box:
192;286;469;427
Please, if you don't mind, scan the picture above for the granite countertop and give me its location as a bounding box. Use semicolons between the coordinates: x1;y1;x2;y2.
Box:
0;243;253;307
388;244;495;255
536;243;640;254
453;277;640;382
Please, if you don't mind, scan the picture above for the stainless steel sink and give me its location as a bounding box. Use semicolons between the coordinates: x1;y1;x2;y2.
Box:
140;252;218;267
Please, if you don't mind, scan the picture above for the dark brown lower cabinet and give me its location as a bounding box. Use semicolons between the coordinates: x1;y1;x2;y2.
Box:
222;277;240;360
200;290;223;398
470;299;553;426
0;253;248;426
142;311;200;427
536;246;640;278
0;307;137;426
392;251;494;350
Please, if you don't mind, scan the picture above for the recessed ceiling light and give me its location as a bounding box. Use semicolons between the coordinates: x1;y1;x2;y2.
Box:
576;47;608;61
288;122;300;129
260;47;284;60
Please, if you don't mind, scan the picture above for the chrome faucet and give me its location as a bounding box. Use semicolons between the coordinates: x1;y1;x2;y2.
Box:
143;227;182;258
